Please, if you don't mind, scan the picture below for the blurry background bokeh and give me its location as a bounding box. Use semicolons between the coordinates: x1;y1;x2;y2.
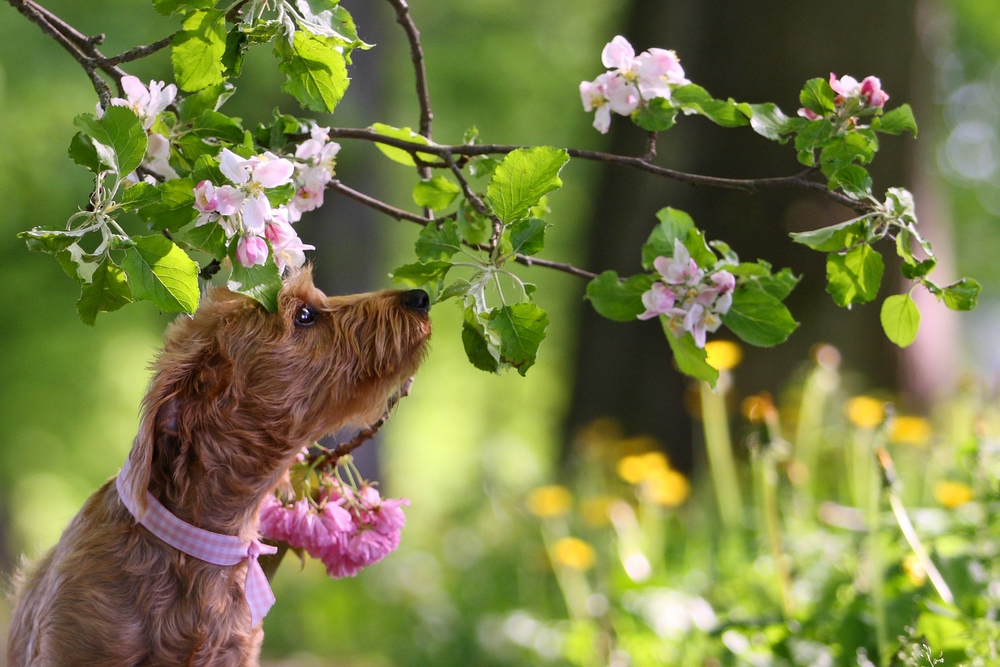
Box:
3;0;1000;664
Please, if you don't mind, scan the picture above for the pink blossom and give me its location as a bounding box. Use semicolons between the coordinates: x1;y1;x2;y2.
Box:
264;217;296;247
259;495;296;543
143;133;178;180
711;270;736;294
860;76;889;108
110;76;176;129
797;107;821;120
638;282;676;320
653;240;703;285
636;48;688;98
580;74;613;134
605;74;640;116
235;235;268;267
273;236;313;274
193;180;218;214
215;186;244;217
829;73;863;101
602;35;636;70
219;148;294;189
682;303;724;348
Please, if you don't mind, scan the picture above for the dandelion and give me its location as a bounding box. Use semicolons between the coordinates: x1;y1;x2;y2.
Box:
704;340;742;371
550;537;596;570
889;416;932;448
526;485;572;518
617;452;668;484
934;481;974;509
742;393;777;424
846;396;885;429
902;554;927;587
641;468;690;507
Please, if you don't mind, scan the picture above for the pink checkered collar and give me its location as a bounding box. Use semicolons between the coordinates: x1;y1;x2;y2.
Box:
116;457;278;626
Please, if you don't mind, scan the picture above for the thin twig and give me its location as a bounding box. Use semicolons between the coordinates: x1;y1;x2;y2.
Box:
383;0;433;140
514;255;597;280
95;34;175;68
643;131;658;161
307;379;414;470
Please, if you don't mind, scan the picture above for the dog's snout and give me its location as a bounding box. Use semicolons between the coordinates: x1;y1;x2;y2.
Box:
400;289;430;314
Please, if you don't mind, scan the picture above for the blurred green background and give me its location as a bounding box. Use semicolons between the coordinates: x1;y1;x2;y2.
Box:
2;0;1000;665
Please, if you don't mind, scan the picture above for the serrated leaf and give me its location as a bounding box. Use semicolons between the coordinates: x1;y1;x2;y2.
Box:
641;207;695;269
820;130;877;178
68;132;101;173
153;0;215;16
585;271;655;322
790;218;868;252
221;29;248;78
487;303;549;376
828;164;872;199
487;147;569;224
370;123;437;166
683;229;717;269
227;243;283;312
119;182;160;210
941;278;981;311
77;258;132;326
56;244;99;284
19;227;85;254
873;104;917;137
138;178;199;231
722;285;798;347
632;97;678;132
191;110;245;144
439;279;472;302
390;261;452;301
880;294;920;347
509;218;546;256
661;317;718;387
826;244;884;306
744;102;795;142
754;267;800;301
412;176;461;210
457;200;492;245
671;84;748;127
173;221;228;258
462;308;499;373
414;220;462;262
800;77;836;115
275;31;349;113
172;9;227;92
74;106;147;175
122;235;200;313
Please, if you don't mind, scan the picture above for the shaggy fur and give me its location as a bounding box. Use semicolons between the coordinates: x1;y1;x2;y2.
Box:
6;268;430;667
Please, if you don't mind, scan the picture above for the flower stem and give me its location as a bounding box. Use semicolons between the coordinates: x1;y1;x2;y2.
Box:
700;379;743;529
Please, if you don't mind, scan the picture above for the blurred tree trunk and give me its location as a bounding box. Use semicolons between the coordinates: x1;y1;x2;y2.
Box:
566;0;919;471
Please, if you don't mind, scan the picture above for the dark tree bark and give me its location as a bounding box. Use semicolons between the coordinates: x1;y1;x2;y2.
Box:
566;0;918;471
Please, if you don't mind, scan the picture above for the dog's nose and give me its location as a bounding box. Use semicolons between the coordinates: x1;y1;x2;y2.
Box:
400;289;430;314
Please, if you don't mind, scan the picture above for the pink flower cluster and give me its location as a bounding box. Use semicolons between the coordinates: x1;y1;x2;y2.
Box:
638;239;735;348
580;35;689;133
192;148;313;271
259;483;409;578
287;123;341;222
798;73;889;121
101;76;179;182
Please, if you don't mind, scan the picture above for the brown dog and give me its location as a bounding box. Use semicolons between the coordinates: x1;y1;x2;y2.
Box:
7;267;431;667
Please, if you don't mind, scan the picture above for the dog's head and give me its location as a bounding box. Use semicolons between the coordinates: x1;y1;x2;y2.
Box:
125;266;430;524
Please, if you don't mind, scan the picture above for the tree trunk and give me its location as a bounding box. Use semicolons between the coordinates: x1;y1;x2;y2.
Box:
566;0;919;471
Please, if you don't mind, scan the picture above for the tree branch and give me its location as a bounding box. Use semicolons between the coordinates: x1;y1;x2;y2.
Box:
95;33;175;68
383;0;433;141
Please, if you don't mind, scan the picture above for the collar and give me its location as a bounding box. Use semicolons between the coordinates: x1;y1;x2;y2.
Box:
116;457;278;626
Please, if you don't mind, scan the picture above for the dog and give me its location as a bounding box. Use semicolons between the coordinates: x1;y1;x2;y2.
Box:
7;267;431;667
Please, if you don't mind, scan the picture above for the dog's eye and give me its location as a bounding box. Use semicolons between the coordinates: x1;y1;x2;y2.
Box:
295;305;318;327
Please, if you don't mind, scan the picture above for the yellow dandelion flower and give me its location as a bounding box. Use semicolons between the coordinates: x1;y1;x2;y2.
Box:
550;537;595;570
642;468;691;507
889;416;933;448
580;495;617;527
705;340;743;371
617;451;668;484
902;554;927;587
934;481;974;509
846;396;885;429
742;393;777;424
526;485;572;518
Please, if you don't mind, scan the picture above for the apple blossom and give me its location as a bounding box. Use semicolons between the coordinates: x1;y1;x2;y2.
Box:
235;234;268;267
635;48;689;99
142;133;178;180
638;282;676;320
287;124;341;220
109;75;176;130
654;240;703;286
859;76;889;108
580;75;614;133
215;148;294;232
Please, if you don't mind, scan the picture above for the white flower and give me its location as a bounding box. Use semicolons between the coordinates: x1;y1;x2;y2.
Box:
142;133;178;180
110;76;176;130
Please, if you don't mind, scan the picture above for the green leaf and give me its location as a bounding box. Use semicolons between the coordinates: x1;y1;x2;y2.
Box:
585;271;655;322
799;77;836;115
68;132;101;173
121;235;200;313
227;242;283;312
754;267;800;301
370;123;437;166
457;200;492;245
190;110;245;144
671;84;749;127
56;244;99;284
77;258;132;326
487;303;549;376
265;183;296;207
74;106;147;175
941;278;981;311
173;221;228;258
275;31;350;113
153;0;215;16
486;147;569;224
178;82;236;121
683;229;717;269
439;279;472;302
462;308;500;373
819;130;877;178
790;218;868;252
744;103;795;142
390;261;452;300
138;178;199;231
880;294;920;347
826;244;884;306
828;164;872;199
118;182;160;210
468;156;500;179
722;285;799;347
873;103;917;137
19;227;82;255
412;176;461;210
414;220;462;262
190;154;227;185
509;218;546;256
661;318;718;387
641;207;695;269
793;118;834;165
632;97;678;132
172;9;227;92
221;29;248;78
